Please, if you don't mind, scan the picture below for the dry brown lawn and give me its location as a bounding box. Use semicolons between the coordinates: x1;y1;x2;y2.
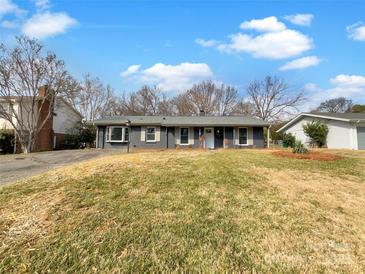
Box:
0;149;364;272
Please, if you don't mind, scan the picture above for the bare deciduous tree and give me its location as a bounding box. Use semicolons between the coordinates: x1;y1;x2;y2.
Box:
247;76;305;121
158;94;175;115
0;36;72;153
66;74;114;121
172;80;239;116
107;86;175;116
215;84;239;115
231;99;255;116
135;86;160;115
172;93;195;115
314;97;353;113
186;80;217;115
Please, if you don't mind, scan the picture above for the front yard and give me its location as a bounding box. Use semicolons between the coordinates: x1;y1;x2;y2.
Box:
0;149;364;272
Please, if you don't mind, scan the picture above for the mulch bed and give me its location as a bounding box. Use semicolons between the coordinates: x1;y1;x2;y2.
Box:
272;150;343;161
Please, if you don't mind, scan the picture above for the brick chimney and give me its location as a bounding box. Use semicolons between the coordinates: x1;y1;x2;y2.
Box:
34;86;54;151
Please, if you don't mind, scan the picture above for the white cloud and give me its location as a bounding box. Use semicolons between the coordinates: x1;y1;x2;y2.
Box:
21;11;77;39
121;62;214;92
218;29;312;59
279;56;321;71
195;38;219;47
0;0;24;19
197;16;313;60
346;22;365;41
34;0;50;10
1;20;17;28
303;83;320;92
329;74;365;88
284;14;314;26
240;16;286;32
120;65;141;77
303;74;365;110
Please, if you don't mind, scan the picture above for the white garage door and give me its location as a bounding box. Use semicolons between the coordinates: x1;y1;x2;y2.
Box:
357;127;365;150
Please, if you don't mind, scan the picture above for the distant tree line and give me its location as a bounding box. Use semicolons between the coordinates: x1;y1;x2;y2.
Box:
67;75;306;123
64;75;365;126
1;36;364;152
312;97;365;113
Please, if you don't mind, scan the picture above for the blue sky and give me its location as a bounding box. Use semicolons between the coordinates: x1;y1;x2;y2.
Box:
1;0;364;110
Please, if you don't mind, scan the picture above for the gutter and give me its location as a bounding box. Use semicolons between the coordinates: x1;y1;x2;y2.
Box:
277;113;356;133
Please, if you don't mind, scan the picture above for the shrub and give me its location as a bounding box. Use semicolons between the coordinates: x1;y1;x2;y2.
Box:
292;140;308;154
62;122;96;149
62;134;81;149
0;129;15;154
269;122;287;142
282;133;296;148
303;121;329;147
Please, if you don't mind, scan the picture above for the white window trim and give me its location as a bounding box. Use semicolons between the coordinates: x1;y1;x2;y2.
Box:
106;126;129;143
238;127;249;146
180;127;189;145
146;127;157;142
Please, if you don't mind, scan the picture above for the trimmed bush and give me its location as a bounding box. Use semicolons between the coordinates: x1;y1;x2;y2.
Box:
62;122;96;149
303;121;329;147
0;129;15;154
292;140;308;154
282;133;296;148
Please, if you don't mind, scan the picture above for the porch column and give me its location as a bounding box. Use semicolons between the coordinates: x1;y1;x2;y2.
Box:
267;126;270;148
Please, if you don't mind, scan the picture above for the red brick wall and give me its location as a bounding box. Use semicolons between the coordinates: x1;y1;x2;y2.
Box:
33;86;54;152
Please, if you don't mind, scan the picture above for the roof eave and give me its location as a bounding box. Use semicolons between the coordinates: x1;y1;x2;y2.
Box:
93;121;269;127
277;113;355;133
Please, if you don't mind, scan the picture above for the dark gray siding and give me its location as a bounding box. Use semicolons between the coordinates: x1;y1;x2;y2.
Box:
167;127;175;148
253;127;265;148
103;125;167;150
132;126;167;149
97;126;105;148
98;124;266;150
225;127;234;148
193;127;202;148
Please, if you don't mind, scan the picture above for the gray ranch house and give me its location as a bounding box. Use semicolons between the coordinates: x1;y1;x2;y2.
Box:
94;116;269;150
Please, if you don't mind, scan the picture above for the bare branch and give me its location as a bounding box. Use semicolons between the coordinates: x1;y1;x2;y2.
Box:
0;36;72;153
246;76;305;121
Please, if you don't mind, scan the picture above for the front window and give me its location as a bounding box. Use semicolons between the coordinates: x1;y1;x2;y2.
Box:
180;128;189;144
106;126;129;142
146;127;156;142
238;128;248;145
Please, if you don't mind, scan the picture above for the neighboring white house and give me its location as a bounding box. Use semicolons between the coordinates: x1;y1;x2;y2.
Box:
0;89;82;151
277;112;365;150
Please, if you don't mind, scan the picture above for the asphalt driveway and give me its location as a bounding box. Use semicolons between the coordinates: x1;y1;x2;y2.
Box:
0;149;118;185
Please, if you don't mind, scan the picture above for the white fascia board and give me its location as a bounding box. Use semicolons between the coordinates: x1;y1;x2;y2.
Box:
277;113;351;133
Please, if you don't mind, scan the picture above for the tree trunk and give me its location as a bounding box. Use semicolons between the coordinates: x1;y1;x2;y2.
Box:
24;133;33;154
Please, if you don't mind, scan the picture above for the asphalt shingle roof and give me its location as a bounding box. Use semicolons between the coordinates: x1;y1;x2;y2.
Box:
277;112;365;132
306;112;365;120
93;115;269;126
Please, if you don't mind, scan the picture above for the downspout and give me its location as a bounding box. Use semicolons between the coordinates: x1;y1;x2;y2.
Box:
353;120;360;150
126;120;131;153
95;126;99;149
166;127;168;149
